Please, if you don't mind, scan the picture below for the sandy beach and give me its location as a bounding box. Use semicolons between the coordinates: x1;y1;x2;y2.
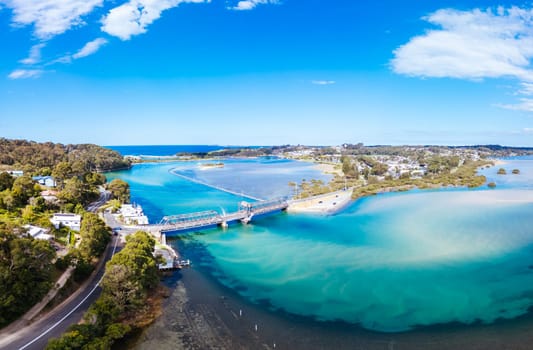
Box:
287;188;353;214
312;162;343;176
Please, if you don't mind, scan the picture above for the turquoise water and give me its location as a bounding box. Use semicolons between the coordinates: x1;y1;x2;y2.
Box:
107;157;533;333
105;145;225;156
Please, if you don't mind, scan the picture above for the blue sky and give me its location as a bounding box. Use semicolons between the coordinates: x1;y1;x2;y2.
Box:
1;0;532;146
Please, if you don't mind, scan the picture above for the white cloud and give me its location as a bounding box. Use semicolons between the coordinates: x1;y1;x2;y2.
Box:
72;38;107;59
0;0;103;39
497;98;533;112
518;82;533;96
54;37;108;64
8;69;44;79
229;0;279;11
19;43;45;64
311;80;336;85
523;128;533;134
101;0;208;41
391;7;533;81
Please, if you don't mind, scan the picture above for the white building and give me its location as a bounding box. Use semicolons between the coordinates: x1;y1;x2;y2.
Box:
51;213;82;231
120;204;149;225
6;170;23;177
33;176;56;187
24;225;53;241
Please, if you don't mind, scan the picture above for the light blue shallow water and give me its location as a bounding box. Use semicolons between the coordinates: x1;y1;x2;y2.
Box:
107;157;533;333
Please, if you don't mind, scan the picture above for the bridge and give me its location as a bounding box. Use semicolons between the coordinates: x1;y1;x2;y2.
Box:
151;198;288;234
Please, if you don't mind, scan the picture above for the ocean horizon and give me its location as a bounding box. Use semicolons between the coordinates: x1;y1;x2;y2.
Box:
106;145;271;157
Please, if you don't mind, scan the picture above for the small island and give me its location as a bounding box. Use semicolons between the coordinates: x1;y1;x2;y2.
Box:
497;168;507;175
512;169;520;174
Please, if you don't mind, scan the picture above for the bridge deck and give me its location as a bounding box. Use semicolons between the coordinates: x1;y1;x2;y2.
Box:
155;199;288;234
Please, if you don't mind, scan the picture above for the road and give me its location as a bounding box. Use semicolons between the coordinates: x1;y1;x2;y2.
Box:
0;188;116;350
87;187;111;212
0;235;121;350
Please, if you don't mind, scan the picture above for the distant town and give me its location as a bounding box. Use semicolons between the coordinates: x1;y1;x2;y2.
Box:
0;138;531;349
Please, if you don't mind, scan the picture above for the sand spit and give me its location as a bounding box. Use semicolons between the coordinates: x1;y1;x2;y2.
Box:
287;188;353;214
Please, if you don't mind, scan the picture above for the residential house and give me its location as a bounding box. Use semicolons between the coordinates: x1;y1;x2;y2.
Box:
24;225;53;241
33;176;56;187
51;213;82;231
120;204;149;225
6;170;23;177
40;190;59;203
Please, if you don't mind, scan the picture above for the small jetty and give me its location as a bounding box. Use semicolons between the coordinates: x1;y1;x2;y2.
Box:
155;234;191;270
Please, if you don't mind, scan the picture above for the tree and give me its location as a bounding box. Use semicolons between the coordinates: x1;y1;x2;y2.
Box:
59;177;98;205
0;230;55;327
46;231;158;349
100;264;143;312
107;179;130;203
0;172;14;191
79;212;111;260
341;156;359;178
59;177;85;204
52;161;73;188
11;175;38;207
371;162;388;176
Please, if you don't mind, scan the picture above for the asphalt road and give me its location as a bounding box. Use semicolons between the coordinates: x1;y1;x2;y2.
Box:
0;235;120;350
87;188;111;212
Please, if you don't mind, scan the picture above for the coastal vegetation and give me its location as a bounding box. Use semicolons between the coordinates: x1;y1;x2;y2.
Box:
107;178;131;203
0;138;130;174
293;153;491;200
0;139;130;329
46;231;162;350
0;223;56;327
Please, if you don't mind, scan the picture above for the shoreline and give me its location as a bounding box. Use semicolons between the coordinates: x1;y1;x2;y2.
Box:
287;188;353;214
128;156;533;350
134;259;533;350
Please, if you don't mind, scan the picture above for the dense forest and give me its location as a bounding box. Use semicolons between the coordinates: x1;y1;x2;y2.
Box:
0;139;131;328
0;138;130;173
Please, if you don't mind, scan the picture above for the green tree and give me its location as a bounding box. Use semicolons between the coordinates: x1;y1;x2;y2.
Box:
371;162;388;176
11;175;38;207
341;156;359;178
79;212;111;260
52;161;73;188
46;231;158;350
0;230;55;327
107;179;130;203
0;172;14;191
59;177;85;204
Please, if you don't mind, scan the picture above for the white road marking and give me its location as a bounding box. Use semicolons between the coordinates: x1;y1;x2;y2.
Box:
18;237;119;350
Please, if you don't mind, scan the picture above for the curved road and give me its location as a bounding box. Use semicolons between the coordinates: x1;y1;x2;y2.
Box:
0;190;118;350
0;235;120;350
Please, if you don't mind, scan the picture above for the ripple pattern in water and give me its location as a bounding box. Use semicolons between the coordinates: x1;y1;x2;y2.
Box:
107;157;533;333
193;190;533;332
